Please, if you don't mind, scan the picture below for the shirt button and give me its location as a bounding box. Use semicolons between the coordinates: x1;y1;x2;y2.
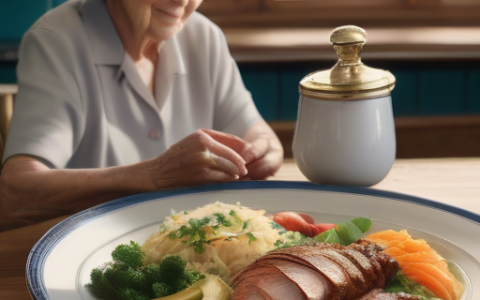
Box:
148;128;161;139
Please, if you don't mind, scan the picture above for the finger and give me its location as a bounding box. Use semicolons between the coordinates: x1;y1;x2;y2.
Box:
245;159;275;180
198;168;240;183
195;131;249;176
200;129;256;164
246;146;283;180
168;150;243;178
249;136;270;161
198;150;242;178
166;130;248;176
152;152;240;188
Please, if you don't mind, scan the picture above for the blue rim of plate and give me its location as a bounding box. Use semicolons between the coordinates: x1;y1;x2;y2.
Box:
26;180;480;300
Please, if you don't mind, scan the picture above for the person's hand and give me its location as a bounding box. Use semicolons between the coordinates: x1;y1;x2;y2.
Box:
242;121;284;180
145;129;256;189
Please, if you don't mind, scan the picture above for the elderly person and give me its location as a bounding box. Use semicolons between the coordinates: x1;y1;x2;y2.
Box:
0;0;283;231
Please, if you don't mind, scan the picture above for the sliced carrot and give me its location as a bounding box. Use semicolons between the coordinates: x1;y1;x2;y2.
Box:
392;250;448;269
367;230;464;300
402;266;452;300
383;247;406;257
401;239;439;254
406;262;455;299
367;229;411;243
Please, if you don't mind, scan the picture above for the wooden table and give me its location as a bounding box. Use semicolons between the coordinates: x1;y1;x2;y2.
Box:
1;158;479;299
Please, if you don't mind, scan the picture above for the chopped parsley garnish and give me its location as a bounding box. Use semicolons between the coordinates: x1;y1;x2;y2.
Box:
245;232;257;243
214;213;232;227
242;219;251;230
167;211;257;254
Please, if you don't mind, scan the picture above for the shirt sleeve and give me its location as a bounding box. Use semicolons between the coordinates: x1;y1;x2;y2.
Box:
3;27;84;168
209;25;262;138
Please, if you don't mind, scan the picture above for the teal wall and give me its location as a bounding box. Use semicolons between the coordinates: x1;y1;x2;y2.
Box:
0;0;66;42
0;1;51;42
0;0;66;83
238;61;480;121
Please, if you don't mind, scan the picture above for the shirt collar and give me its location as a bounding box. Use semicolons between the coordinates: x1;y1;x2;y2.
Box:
79;0;124;65
113;36;188;111
161;37;187;76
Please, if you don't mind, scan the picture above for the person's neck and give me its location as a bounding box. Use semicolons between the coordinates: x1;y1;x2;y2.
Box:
105;0;161;63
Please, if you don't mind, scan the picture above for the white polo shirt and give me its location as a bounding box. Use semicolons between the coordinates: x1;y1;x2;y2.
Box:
3;0;261;169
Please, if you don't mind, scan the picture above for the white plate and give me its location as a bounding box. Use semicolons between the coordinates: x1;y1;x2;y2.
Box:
27;181;480;300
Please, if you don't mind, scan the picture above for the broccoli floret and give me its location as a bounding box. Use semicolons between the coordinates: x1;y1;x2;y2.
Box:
152;282;171;298
117;288;150;300
144;262;163;284
87;268;120;300
156;255;205;293
103;265;149;293
86;241;204;300
111;241;144;268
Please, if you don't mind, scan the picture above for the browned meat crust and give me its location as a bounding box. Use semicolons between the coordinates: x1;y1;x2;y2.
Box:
232;242;411;300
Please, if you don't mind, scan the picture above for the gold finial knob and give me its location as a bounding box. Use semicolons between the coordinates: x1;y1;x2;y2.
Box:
330;25;366;66
330;25;366;45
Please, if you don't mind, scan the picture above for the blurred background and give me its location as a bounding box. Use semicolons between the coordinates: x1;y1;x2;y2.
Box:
1;0;480;158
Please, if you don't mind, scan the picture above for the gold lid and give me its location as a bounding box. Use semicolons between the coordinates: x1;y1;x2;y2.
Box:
299;25;396;101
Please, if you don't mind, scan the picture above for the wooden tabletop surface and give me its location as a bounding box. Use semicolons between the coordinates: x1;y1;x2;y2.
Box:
1;157;479;300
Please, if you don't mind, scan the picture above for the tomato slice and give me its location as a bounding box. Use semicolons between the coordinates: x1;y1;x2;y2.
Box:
273;212;337;237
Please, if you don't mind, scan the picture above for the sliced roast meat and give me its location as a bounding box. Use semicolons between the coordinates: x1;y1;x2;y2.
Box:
242;285;273;300
233;258;331;300
350;242;399;287
269;258;330;300
335;247;380;291
232;242;403;300
232;260;307;300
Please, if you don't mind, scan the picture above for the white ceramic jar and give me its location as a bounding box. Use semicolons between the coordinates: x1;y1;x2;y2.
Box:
293;25;397;186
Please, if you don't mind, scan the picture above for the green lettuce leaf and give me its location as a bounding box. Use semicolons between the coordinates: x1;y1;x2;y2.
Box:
314;217;372;246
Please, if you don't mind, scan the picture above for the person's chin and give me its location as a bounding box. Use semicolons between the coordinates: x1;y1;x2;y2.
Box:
151;24;183;41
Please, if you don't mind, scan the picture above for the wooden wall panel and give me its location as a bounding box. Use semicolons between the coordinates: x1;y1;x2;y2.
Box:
395;115;480;158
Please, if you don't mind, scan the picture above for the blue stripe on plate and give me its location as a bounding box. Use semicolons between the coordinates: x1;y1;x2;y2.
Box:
26;180;480;300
